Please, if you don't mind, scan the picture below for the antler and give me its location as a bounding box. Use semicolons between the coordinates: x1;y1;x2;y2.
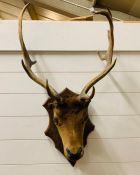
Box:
80;10;117;99
18;3;60;99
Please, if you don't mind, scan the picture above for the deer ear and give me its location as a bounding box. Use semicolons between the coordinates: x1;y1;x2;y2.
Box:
79;86;95;104
79;98;89;105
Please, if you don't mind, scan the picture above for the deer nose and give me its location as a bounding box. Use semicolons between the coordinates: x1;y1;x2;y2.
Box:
66;147;83;160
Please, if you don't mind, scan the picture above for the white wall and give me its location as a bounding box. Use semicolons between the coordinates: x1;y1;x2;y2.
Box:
0;21;140;175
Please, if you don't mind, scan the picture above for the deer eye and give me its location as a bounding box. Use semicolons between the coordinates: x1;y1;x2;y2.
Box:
81;117;88;124
53;117;62;126
53;118;58;125
46;103;53;109
53;102;59;107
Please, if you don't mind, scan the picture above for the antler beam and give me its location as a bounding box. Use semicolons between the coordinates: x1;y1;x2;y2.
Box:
80;10;117;96
18;3;60;99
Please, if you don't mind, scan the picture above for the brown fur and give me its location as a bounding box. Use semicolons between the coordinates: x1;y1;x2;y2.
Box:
43;88;95;166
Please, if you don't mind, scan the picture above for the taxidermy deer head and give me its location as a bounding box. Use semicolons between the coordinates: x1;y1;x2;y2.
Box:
19;4;116;166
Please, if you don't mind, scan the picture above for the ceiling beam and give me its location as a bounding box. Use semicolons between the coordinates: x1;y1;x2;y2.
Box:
37;15;54;21
70;15;93;21
95;0;140;18
0;10;17;19
0;12;3;19
23;0;38;20
1;0;25;8
35;6;70;20
0;2;31;19
25;0;93;17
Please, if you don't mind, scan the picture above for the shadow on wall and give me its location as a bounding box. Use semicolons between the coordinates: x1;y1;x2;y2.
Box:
27;52;139;174
67;107;124;174
109;73;140;115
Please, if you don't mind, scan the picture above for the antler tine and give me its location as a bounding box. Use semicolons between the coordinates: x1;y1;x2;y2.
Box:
19;3;60;99
98;9;114;65
80;10;117;97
